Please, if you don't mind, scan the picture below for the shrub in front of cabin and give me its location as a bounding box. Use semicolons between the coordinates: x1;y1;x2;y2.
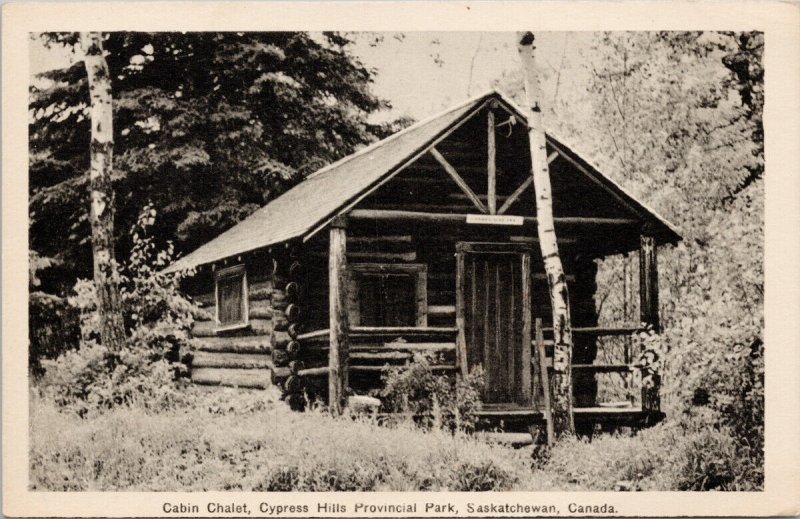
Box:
380;353;484;433
39;205;200;416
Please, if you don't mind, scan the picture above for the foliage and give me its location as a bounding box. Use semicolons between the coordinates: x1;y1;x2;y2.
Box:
30;32;402;294
29;291;81;376
546;408;761;491
499;31;764;487
588;33;763;487
39;206;198;416
380;353;484;432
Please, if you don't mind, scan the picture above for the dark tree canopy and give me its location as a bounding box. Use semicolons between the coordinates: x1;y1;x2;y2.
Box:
30;32;404;294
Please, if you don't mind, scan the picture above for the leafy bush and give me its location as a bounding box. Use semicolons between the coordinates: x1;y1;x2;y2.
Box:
380;353;484;432
39;205;199;416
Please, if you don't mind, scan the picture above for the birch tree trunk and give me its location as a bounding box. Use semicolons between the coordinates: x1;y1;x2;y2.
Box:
516;31;575;436
81;32;126;352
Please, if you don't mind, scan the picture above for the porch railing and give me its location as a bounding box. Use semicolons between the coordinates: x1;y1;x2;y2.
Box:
533;319;661;415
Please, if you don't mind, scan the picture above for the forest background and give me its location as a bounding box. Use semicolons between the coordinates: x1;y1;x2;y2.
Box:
27;31;764;491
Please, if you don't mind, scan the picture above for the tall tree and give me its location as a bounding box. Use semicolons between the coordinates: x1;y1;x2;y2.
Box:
516;31;575;436
80;32;126;351
29;33;401;296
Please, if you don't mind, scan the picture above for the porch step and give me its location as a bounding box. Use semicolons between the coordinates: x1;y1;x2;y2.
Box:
477;432;533;448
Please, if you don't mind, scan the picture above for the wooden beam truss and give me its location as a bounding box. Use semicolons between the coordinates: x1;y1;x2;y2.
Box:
498;151;559;215
429;147;488;214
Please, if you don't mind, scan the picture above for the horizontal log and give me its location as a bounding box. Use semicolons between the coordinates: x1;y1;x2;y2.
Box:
350;251;417;262
428;305;455;316
248;279;272;295
348;209;638;227
309;250;419;262
362;342;456;353
193;307;214;322
272;313;289;331
249;303;273;320
249;286;272;302
510;235;579;245
270;366;291;385
287;341;456;357
192;351;272;369
248;319;273;335
272;290;289;311
192;292;216;308
193;319;273;338
351;326;457;336
191;320;218;337
297;332;456;346
297;328;329;341
298;366;329;377
272;331;292;350
351;351;412;361
194;335;272;354
350;364;457;373
192;368;270;389
349;235;413;244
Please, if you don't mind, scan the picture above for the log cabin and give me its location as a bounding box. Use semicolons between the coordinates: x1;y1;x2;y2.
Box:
166;90;681;434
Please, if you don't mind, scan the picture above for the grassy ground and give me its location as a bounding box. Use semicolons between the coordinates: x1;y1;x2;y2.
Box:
29;387;752;491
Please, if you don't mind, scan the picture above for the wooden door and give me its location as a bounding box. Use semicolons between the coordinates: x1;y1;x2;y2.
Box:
456;243;532;406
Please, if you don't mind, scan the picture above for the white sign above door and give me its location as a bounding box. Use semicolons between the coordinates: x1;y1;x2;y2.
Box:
466;214;524;226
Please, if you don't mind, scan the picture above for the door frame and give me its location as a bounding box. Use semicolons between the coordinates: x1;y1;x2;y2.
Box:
455;242;533;406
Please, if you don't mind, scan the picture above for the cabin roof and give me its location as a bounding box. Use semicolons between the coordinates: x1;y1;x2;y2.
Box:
166;90;681;273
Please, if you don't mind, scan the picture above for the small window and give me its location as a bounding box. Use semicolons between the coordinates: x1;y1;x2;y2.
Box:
215;265;248;330
348;264;427;327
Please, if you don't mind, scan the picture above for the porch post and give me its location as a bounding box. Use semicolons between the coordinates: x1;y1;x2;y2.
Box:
328;217;349;414
487;104;497;214
638;233;659;332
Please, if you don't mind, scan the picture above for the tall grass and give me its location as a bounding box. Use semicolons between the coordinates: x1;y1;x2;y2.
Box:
30;388;547;491
30;388;761;492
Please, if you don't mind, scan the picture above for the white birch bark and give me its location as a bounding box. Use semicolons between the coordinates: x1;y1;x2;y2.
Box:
81;32;126;351
516;31;575;436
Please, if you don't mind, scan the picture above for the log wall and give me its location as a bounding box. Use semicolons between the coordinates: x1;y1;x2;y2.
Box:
296;211;600;406
186;250;275;390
